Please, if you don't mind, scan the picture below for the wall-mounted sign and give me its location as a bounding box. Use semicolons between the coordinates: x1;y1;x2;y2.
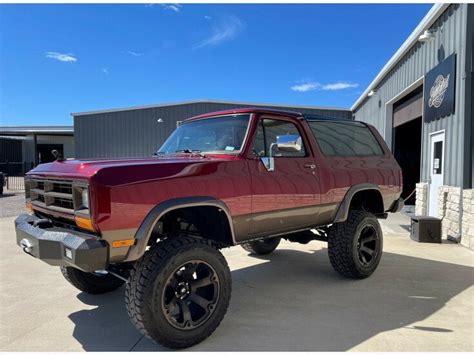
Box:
424;53;456;122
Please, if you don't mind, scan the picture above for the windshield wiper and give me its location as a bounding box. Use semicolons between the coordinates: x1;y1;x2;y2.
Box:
175;149;206;157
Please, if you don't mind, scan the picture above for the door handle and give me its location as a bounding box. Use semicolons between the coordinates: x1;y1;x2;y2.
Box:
304;164;316;169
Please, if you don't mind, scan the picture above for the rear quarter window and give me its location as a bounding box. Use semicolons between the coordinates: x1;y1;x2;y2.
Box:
308;121;384;157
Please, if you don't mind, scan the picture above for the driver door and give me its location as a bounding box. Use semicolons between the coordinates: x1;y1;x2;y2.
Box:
248;116;321;237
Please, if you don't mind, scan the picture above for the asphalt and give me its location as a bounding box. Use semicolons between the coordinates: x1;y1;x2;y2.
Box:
0;212;473;351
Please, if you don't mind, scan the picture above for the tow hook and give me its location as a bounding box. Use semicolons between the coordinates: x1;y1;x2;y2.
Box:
20;238;34;254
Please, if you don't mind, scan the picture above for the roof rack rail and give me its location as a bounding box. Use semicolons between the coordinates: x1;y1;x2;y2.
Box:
303;114;351;121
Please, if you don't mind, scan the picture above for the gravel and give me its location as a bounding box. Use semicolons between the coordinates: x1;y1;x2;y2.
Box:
0;190;26;218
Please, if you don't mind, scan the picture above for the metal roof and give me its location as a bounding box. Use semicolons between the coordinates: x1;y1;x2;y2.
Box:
0;126;74;135
71;99;349;117
351;3;449;111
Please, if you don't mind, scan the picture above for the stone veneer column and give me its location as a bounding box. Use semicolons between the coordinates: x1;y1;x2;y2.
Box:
436;186;462;242
461;189;474;250
415;183;428;216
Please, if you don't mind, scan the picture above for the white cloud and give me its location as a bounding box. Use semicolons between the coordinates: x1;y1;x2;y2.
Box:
321;81;358;91
101;68;109;75
291;81;320;92
204;15;212;20
195;16;245;49
161;3;182;12
128;50;144;57
45;51;77;62
291;80;358;92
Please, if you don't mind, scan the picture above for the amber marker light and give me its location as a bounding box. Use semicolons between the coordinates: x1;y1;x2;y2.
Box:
25;202;33;214
112;239;135;248
75;216;95;231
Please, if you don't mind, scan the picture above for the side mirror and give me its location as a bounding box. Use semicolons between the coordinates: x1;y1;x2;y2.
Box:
275;134;302;152
259;135;302;172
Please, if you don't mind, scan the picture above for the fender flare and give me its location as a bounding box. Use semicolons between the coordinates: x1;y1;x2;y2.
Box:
124;196;235;262
333;183;382;223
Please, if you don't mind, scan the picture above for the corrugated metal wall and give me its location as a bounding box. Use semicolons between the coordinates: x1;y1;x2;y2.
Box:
74;102;351;159
354;4;469;187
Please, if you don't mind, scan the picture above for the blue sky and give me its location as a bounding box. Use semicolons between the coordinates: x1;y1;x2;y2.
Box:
0;4;432;126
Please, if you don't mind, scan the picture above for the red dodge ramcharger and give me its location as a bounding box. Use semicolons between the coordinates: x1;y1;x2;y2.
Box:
15;108;403;348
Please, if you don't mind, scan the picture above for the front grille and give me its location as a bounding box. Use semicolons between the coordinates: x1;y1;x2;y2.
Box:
53;182;73;195
29;179;75;214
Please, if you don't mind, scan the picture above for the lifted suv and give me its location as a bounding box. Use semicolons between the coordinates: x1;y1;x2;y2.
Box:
15;108;403;349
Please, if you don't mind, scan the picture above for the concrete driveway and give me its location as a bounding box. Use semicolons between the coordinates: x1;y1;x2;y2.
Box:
0;213;473;351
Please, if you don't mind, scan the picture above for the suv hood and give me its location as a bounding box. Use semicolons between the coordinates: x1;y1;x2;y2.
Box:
27;155;239;180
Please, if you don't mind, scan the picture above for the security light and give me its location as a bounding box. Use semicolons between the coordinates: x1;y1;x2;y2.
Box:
368;90;376;97
157;118;164;123
418;29;436;42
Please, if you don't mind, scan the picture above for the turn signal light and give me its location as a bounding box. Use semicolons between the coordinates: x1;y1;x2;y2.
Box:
75;216;94;231
25;202;33;214
112;239;135;248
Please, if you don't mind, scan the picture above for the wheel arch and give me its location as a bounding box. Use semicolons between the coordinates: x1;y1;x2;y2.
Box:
124;196;236;262
333;184;385;223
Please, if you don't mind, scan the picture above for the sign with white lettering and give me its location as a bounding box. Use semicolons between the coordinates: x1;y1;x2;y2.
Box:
424;54;456;122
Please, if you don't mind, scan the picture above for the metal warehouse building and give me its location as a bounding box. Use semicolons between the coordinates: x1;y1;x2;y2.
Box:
72;99;351;158
353;4;473;249
0;126;74;172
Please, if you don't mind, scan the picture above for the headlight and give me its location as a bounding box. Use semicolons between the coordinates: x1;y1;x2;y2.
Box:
73;184;90;212
81;188;90;209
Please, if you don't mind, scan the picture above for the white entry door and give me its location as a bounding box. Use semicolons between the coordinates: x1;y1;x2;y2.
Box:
428;131;445;217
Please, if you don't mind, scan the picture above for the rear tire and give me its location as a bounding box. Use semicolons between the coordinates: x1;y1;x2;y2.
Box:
126;236;232;349
241;237;281;255
328;210;383;279
60;266;125;294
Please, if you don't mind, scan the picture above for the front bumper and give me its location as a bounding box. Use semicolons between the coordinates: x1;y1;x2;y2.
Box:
15;213;108;272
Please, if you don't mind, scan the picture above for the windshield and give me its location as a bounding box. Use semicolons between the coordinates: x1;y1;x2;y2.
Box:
158;114;251;154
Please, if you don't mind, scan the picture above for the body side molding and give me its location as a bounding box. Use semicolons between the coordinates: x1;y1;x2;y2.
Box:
124;196;236;262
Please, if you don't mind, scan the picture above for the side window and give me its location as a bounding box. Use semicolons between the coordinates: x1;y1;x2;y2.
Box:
308;121;384;156
252;118;306;157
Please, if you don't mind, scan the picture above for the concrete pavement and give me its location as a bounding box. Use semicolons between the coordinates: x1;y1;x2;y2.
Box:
0;213;473;351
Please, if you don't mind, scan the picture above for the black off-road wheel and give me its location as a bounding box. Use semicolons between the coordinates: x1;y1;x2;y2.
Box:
60;266;125;294
328;210;383;279
241;237;281;255
126;236;232;349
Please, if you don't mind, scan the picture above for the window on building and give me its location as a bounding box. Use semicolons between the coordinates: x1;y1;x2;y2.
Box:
252;119;306;157
308;121;384;156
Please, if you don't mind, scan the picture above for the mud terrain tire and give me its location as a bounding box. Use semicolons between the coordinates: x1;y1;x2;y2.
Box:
126;236;231;349
241;237;281;255
328;210;383;279
60;266;125;294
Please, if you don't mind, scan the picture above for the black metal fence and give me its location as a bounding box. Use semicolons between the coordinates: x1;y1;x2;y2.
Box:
0;161;34;176
0;162;34;191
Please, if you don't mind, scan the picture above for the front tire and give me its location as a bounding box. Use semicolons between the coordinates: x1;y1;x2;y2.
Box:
328;210;383;279
241;237;281;255
126;237;232;349
60;266;125;294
